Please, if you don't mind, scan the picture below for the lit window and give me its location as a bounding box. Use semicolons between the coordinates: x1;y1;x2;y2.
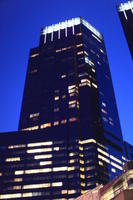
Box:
23;183;50;189
68;85;76;90
80;167;85;172
98;154;110;164
76;43;83;47
27;141;53;147
79;146;83;151
56;49;61;53
69;93;75;97
76;32;82;36
53;147;59;151
53;121;59;126
77;51;84;55
29;113;40;118
79;139;96;144
61;119;67;124
101;109;107;114
68;166;75;171
69;100;76;105
97;61;101;65
29;69;38;74
62;94;66;99
69;152;77;157
99;161;103;166
84;51;89;56
110;155;122;164
6;157;20;162
0;173;2;176
81;182;85;187
68;190;76;194
53;166;67;172
102;102;106;107
111;168;116;173
40;161;52;166
61;190;67;194
97;148;109;157
30;53;39;58
92;83;97;88
80;160;84;164
12;186;21;190
54;96;59;100
34;154;52;160
69;104;76;108
14;178;22;182
69;117;77;122
25;168;52;174
100;48;104;54
0;193;21;199
40;123;51;129
8;144;26;149
91;68;95;73
52;182;63;187
15;170;24;175
21;125;39;131
111;162;122;170
80;174;85;179
69;159;76;164
61;74;66;78
27;148;52;154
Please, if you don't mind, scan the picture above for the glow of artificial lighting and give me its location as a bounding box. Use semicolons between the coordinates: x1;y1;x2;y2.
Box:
41;17;102;39
118;1;133;12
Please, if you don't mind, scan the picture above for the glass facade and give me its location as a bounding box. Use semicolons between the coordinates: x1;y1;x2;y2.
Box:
117;1;133;60
0;17;126;199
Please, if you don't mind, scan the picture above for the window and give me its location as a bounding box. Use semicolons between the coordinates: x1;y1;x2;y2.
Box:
54;96;59;101
30;53;39;58
61;74;66;78
29;113;40;118
40;123;51;129
53;121;59;126
69;117;77;122
61;119;67;124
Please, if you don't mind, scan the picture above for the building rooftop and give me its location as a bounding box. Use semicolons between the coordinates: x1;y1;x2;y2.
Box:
41;17;103;39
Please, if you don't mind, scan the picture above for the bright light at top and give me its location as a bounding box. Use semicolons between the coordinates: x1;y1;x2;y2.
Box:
118;1;133;12
41;17;103;40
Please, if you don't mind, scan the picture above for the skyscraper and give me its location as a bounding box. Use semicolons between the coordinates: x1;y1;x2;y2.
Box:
117;1;133;60
0;17;126;199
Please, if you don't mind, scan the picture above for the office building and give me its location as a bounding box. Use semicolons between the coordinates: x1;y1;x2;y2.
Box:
117;1;133;60
0;17;126;199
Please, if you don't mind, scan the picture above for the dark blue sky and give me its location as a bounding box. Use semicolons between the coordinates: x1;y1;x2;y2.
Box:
0;0;133;144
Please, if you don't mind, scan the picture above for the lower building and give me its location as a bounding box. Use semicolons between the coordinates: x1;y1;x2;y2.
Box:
0;128;126;199
75;160;133;200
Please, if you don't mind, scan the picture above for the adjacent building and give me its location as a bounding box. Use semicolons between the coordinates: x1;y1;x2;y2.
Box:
0;17;126;199
124;141;133;160
75;161;133;200
117;1;133;60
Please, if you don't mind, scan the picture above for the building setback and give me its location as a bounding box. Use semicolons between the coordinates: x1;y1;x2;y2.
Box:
0;17;126;199
117;1;133;60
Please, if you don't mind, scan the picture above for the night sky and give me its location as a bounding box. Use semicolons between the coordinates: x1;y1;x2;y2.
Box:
0;0;133;145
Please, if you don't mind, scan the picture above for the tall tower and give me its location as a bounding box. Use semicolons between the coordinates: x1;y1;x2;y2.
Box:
0;18;126;199
117;1;133;60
